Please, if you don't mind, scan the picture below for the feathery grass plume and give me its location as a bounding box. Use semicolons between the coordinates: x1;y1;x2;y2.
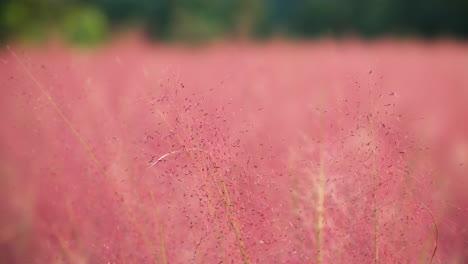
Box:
0;40;466;263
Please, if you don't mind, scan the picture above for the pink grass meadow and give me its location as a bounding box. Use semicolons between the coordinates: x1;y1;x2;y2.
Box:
0;40;467;263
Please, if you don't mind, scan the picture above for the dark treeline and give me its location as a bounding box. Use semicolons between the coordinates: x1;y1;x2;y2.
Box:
1;0;467;44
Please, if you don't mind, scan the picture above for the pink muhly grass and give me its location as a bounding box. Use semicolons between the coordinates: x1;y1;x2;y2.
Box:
0;40;466;263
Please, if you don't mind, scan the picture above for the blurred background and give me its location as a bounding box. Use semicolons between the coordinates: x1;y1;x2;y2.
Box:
1;1;468;263
1;0;468;46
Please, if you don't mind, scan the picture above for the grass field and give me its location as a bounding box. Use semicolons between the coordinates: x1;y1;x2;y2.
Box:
1;39;467;263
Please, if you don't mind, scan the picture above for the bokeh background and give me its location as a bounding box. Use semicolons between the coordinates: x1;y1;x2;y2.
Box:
1;1;468;264
1;0;468;45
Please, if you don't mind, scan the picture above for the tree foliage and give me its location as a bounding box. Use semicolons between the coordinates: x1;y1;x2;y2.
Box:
1;0;467;44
